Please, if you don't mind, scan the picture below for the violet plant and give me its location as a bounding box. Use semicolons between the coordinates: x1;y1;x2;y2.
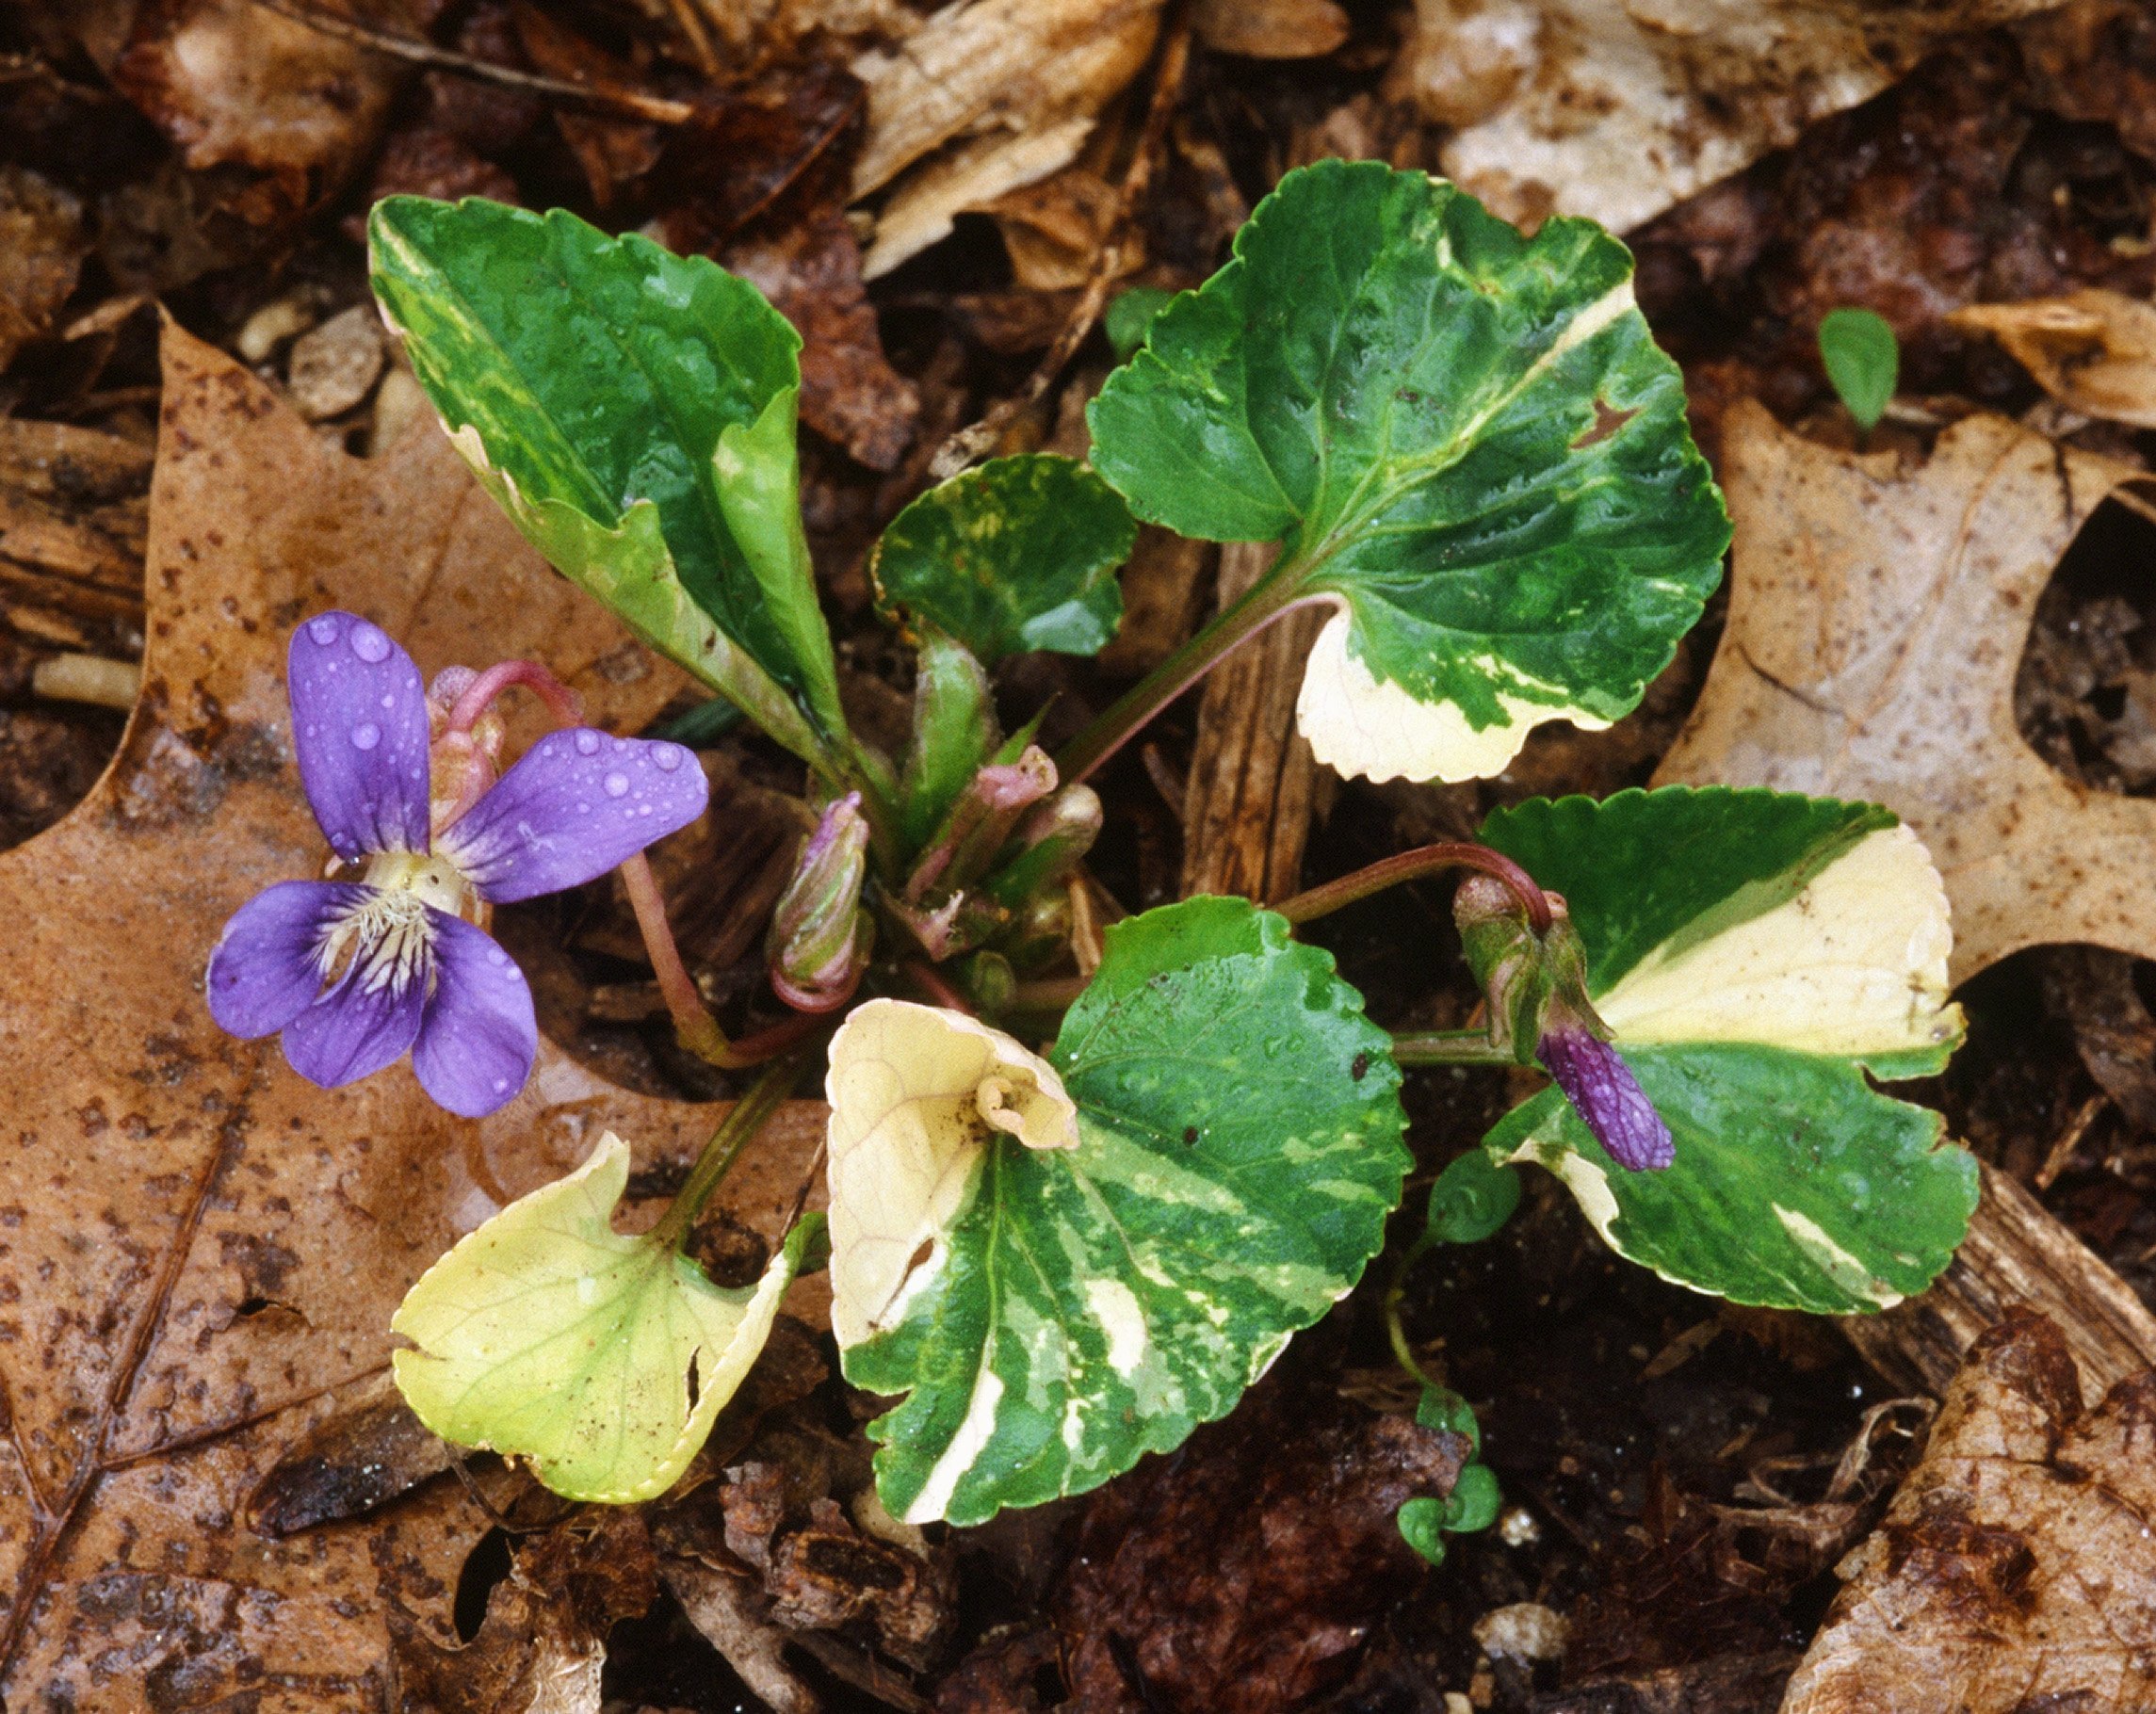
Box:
196;161;1976;1516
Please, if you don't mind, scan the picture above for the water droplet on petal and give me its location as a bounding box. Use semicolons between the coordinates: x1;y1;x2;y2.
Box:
307;615;341;645
493;1076;510;1093
574;731;601;756
352;722;382;751
603;772;629;798
652;743;685;772
610;736;628;753
381;692;395;710
349;623;392;664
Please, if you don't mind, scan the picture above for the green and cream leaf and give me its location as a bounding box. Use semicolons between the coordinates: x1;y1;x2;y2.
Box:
870;454;1136;664
391;1135;815;1504
1477;786;1975;1313
366;196;841;762
826;897;1409;1526
1087;159;1730;785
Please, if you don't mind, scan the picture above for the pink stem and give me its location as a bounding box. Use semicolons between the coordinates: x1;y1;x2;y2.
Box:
447;659;585;736
620;850;739;1066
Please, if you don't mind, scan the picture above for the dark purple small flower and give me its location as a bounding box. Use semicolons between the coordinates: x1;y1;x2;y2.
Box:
1536;1020;1674;1172
206;612;707;1116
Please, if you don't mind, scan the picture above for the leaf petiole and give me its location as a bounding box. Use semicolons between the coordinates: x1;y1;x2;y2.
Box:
652;1052;808;1249
1056;563;1323;784
1389;1030;1520;1067
1277;842;1551;934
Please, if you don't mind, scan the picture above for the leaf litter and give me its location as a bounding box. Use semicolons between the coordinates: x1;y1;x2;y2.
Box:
8;1;2156;1709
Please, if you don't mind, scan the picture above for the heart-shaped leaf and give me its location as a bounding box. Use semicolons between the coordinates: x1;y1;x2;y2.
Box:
391;1134;816;1503
870;454;1136;664
367;197;841;764
1087;159;1730;784
825;897;1409;1525
1478;786;1977;1314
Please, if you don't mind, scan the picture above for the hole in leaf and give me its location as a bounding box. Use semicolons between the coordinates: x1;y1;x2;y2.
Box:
2013;496;2156;798
685;1349;702;1413
452;1525;512;1642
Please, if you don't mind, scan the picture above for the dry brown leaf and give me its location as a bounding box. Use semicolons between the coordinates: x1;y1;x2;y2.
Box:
1193;0;1349;57
975;166;1141;292
1396;0;2064;234
0;166;86;375
1950;288;2156;428
1783;1309;2156;1712
0;322;828;1703
727;208;922;470
851;0;1162;279
0;417;151;654
1656;402;2156;984
113;0;409;197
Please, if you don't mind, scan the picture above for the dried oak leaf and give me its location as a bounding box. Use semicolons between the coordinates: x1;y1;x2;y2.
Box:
1951;289;2156;429
1656;402;2156;984
1783;1309;2156;1712
1057;1381;1468;1714
0;320;827;1704
1397;0;2063;234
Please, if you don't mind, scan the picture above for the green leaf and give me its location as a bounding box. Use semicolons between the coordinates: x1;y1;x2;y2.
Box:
900;629;996;850
1398;1497;1448;1564
1416;1385;1482;1454
1105;285;1175;362
366;196;843;761
1087;159;1730;785
391;1135;814;1503
1478;786;1975;1313
1425;1151;1521;1245
1442;1463;1502;1533
826;897;1409;1525
1819;307;1899;431
871;454;1135;665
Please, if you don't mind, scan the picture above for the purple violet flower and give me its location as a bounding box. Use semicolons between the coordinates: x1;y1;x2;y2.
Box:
1535;1017;1675;1172
206;611;707;1116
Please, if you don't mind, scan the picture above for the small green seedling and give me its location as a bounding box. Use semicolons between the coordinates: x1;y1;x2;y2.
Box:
1819;306;1900;431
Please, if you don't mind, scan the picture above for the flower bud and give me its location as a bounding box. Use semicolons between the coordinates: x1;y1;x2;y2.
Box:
426;666;504;837
768;794;873;1012
1452;873;1672;1171
983;784;1103;906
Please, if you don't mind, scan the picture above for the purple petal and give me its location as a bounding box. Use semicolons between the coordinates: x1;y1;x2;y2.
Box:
412;912;538;1118
288;610;431;860
437;730;708;903
206;880;369;1038
280;919;428;1091
1537;1027;1675;1172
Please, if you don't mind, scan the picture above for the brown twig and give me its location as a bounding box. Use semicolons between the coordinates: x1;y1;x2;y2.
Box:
928;11;1194;479
252;0;698;123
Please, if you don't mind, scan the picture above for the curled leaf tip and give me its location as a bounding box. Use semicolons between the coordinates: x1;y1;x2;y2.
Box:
1535;1019;1674;1172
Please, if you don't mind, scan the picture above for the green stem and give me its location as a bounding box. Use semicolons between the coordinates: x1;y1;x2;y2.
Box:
1390;1029;1521;1068
1056;562;1317;784
1276;842;1551;935
654;1053;806;1249
1384;1233;1443;1390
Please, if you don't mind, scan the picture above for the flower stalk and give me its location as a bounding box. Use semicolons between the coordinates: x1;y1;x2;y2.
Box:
651;1052;808;1249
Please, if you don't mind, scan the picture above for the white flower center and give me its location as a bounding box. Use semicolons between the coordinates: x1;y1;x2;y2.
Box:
316;852;478;997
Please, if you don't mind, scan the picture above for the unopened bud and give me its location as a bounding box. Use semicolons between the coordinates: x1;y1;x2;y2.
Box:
1453;873;1672;1171
769;794;873;1012
905;745;1059;902
427;666;503;836
984;784;1103;906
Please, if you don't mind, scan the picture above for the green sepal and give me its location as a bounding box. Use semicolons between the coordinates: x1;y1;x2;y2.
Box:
391;1137;816;1504
900;629;997;851
869;453;1136;664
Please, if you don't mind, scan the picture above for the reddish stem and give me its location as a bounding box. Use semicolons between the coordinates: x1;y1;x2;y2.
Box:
1274;842;1553;935
446;659;585;736
904;961;976;1014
